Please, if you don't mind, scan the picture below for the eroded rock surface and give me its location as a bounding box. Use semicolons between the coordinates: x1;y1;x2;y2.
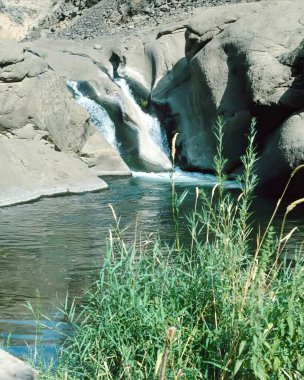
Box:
105;0;304;195
0;40;92;153
81;131;131;176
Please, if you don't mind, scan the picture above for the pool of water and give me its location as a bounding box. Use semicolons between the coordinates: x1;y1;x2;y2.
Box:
0;175;303;360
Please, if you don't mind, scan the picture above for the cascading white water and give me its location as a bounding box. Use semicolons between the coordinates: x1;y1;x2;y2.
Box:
67;81;120;152
67;78;239;186
115;78;170;157
132;168;241;188
114;79;240;187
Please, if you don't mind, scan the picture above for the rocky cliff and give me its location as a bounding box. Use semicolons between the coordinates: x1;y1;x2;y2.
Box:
1;0;304;204
0;0;257;41
94;0;304;197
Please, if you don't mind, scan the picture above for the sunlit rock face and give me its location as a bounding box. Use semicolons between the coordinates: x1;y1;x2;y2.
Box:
0;39;108;205
27;39;172;172
0;40;92;153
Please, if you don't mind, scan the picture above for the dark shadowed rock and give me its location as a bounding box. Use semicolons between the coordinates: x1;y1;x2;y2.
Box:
257;110;304;197
184;0;304;188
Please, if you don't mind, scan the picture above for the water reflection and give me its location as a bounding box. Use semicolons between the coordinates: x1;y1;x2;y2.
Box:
0;176;303;359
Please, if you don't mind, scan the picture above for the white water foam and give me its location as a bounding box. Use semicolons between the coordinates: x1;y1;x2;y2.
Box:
67;81;119;152
115;78;170;156
132;168;240;188
67;79;239;188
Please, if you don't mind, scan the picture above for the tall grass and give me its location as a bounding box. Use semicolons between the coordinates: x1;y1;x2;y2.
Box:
39;118;304;379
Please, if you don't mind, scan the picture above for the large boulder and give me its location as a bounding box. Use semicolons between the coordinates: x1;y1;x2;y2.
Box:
0;40;93;154
183;0;304;191
257;111;304;197
115;0;304;193
0;349;38;380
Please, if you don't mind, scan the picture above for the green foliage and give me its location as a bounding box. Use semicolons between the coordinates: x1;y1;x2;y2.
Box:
139;98;149;109
37;118;304;379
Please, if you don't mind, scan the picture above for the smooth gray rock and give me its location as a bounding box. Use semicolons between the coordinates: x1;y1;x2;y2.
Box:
0;42;93;154
0;349;38;380
0;53;48;82
0;137;108;207
12;123;39;140
0;39;113;206
81;131;132;176
185;2;261;60
113;0;304;192
0;71;93;153
27;38;112;81
257;110;304;197
0;40;24;65
29;71;93;154
185;0;304;176
2;0;304;198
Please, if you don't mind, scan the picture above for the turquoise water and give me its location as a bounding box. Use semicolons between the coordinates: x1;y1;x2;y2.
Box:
0;175;303;360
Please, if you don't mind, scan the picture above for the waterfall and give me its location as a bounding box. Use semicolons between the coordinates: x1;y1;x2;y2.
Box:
115;78;170;157
66;80;240;186
67;78;172;173
66;81;119;152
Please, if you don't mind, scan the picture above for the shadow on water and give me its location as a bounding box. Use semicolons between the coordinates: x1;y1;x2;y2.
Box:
0;176;303;360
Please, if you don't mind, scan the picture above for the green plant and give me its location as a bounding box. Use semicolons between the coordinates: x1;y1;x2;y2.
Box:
139;98;149;109
33;117;304;379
